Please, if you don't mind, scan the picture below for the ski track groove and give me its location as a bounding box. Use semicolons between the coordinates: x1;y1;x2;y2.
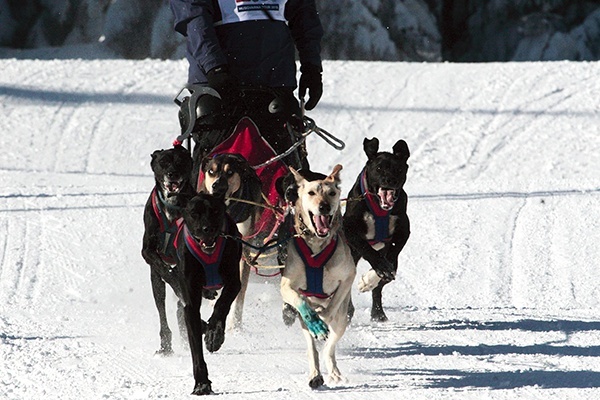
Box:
403;68;460;165
1;217;25;305
0;218;9;303
506;199;527;307
49;102;74;173
41;215;87;305
15;220;40;305
81;105;109;174
471;83;577;179
451;68;527;177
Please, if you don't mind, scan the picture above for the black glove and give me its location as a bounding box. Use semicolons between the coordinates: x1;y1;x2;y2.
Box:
206;65;238;101
299;64;323;111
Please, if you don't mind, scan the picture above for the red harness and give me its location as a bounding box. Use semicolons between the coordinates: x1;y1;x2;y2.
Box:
360;169;393;245
151;188;179;264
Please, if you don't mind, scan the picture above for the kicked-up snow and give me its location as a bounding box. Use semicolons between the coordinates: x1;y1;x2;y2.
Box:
1;54;600;399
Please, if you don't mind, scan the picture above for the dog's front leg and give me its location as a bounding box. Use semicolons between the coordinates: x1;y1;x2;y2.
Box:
318;264;356;323
281;277;329;340
323;291;352;384
206;252;241;352
300;325;324;389
343;213;396;282
150;269;172;355
144;225;176;354
183;300;212;395
180;256;212;395
385;214;410;266
142;228;185;302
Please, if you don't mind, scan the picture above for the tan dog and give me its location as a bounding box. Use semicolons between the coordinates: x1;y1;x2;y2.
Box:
199;153;263;330
280;164;356;389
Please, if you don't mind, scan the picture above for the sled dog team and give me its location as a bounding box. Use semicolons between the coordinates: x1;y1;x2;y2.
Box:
142;137;410;395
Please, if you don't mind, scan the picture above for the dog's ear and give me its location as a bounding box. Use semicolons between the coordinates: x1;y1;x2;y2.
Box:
232;153;259;183
363;138;379;160
279;172;299;203
392;139;410;162
289;167;305;185
325;164;343;183
151;149;162;162
201;154;213;172
284;182;299;203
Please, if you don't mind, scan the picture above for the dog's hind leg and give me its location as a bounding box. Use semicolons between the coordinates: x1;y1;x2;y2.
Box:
347;296;355;323
301;325;324;389
150;271;173;355
228;257;250;331
176;300;189;350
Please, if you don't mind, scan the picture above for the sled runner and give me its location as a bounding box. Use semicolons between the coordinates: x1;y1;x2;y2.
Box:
173;85;345;273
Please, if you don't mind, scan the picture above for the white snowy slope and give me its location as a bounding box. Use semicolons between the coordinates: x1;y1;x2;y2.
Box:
0;55;600;399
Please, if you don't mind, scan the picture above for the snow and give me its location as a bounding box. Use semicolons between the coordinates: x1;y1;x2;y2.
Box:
1;49;600;398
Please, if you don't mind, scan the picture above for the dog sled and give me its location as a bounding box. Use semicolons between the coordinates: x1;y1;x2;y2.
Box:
173;85;345;274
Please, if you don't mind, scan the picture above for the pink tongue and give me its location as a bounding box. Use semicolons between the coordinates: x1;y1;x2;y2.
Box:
313;215;331;235
378;188;396;210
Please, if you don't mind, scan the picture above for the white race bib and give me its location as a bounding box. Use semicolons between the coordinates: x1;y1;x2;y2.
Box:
215;0;287;25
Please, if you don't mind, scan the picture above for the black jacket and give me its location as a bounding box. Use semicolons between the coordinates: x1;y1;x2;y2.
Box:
170;0;324;87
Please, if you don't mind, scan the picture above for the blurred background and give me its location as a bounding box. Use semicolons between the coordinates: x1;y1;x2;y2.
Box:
1;0;599;61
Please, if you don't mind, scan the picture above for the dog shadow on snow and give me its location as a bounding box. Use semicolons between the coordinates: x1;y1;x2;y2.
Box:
346;318;600;389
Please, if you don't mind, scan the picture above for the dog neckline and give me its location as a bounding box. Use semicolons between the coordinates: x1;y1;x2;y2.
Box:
359;168;393;217
155;187;184;211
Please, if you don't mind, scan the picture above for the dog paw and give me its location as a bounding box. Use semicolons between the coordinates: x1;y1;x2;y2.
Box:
371;308;389;322
297;301;329;340
327;369;345;385
357;269;381;292
375;260;396;282
309;374;325;389
202;289;218;300
204;320;225;352
154;346;173;357
191;382;213;395
282;303;297;326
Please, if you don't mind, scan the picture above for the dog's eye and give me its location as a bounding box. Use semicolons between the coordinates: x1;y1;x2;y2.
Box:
328;190;337;197
226;170;233;177
308;190;316;196
207;170;215;176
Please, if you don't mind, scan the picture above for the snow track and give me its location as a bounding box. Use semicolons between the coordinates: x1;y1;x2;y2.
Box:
1;58;600;399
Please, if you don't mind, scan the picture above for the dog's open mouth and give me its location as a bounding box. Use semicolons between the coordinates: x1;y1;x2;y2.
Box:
377;188;397;210
196;236;217;253
310;212;333;238
164;179;183;196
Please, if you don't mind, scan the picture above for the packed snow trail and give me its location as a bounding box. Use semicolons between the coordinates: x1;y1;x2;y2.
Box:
1;57;600;399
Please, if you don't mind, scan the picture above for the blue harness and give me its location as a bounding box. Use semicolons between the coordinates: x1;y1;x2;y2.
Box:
293;234;338;299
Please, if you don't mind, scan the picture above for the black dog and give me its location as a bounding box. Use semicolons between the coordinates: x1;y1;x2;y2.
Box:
142;145;195;355
176;192;242;395
343;138;410;322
